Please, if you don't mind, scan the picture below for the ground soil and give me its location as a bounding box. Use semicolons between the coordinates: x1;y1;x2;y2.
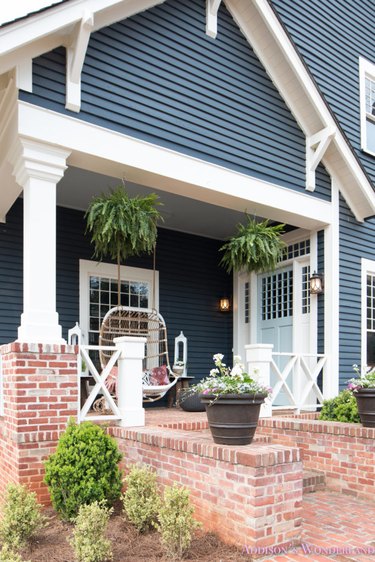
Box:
20;507;249;562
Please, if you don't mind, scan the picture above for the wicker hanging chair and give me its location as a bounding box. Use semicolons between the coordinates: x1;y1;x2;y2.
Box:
99;305;179;402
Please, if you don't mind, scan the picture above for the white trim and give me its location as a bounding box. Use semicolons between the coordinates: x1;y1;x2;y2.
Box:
66;10;94;112
15;59;33;92
0;0;373;219
79;259;159;344
17;102;333;230
306;127;336;192
359;57;375;154
323;179;340;398
225;0;375;221
309;230;318;359
0;0;166;74
361;258;375;367
206;0;222;39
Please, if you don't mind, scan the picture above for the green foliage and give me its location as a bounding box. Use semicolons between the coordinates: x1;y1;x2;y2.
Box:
85;186;162;265
319;390;360;423
0;484;46;552
122;464;160;532
219;216;285;274
157;485;200;560
0;545;29;562
44;420;122;521
70;501;113;562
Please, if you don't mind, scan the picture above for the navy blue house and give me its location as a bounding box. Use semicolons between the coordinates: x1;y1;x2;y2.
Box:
1;0;375;411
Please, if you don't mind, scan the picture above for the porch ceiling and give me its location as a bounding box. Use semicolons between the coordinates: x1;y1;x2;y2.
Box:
57;166;252;240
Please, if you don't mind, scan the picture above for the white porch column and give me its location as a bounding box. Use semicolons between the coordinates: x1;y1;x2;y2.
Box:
245;343;273;417
10;139;70;343
114;336;146;427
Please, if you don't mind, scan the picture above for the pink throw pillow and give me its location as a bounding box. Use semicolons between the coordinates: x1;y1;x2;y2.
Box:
150;365;170;386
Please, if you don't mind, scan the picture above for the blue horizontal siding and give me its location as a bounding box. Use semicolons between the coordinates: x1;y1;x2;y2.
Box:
19;0;327;197
0;199;232;384
271;0;375;187
339;195;375;386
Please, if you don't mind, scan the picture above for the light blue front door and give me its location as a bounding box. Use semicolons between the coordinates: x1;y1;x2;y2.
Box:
257;266;293;405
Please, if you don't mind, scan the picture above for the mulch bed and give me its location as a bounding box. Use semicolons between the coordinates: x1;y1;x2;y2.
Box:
20;507;249;562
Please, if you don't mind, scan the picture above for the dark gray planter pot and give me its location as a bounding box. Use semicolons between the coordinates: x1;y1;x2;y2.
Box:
179;392;206;412
354;388;375;428
199;393;265;445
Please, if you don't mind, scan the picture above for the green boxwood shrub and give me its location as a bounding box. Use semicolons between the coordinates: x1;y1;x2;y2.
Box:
0;484;45;552
70;501;113;562
122;464;160;532
319;389;360;423
44;420;122;520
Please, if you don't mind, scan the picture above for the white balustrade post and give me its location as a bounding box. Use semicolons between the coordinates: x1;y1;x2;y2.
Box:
245;343;273;418
114;336;146;427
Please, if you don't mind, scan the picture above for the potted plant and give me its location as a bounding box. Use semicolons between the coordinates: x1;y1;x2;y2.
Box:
192;354;272;445
347;364;375;427
85;185;163;305
178;387;206;412
219;215;285;274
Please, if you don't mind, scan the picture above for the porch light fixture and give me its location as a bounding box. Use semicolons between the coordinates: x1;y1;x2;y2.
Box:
309;271;324;295
219;297;230;312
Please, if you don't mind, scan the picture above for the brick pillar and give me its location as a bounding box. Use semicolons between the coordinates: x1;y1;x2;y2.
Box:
0;342;78;504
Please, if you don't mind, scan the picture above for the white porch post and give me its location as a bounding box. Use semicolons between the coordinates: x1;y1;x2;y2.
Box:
10;139;70;343
245;343;273;417
114;336;146;427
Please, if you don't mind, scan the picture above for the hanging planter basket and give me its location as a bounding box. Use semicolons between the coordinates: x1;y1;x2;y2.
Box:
219;216;285;274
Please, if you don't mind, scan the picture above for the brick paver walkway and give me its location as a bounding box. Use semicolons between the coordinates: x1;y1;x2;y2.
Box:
256;490;375;562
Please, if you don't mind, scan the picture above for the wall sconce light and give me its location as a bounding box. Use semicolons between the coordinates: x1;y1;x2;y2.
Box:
219;297;230;312
309;271;324;295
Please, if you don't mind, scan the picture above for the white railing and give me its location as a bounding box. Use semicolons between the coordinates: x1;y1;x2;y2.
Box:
270;352;326;411
78;345;122;423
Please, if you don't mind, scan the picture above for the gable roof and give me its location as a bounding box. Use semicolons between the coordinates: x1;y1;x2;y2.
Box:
0;0;374;220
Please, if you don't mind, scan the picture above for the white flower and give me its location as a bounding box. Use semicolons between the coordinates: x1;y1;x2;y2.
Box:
231;363;244;378
210;368;219;377
233;355;242;364
213;353;224;362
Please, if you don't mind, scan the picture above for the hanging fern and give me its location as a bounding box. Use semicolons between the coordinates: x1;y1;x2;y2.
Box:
219;216;285;274
85;186;163;304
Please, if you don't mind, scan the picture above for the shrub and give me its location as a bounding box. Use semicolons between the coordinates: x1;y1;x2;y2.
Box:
70;501;113;562
122;464;160;532
44;420;122;520
319;389;360;423
0;484;45;551
157;485;200;560
0;545;29;562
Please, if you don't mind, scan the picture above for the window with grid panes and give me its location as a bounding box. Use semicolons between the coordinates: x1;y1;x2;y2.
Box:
261;270;293;321
367;273;375;365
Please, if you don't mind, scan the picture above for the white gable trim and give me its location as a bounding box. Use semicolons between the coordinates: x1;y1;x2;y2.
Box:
206;0;223;39
1;0;374;220
0;0;166;74
225;0;375;221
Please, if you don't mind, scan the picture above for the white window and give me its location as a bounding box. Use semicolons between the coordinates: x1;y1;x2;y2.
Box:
359;58;375;155
362;259;375;367
79;260;159;349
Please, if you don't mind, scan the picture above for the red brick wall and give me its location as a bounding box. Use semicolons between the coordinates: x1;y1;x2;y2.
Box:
0;342;78;503
111;425;303;553
258;417;375;500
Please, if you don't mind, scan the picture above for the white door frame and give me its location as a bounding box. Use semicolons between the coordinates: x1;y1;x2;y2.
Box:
79;259;159;344
233;229;318;357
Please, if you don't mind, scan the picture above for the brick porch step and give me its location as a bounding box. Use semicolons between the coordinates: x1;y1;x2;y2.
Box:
303;470;325;494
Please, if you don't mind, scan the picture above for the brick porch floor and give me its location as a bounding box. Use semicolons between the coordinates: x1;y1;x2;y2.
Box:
144;409;375;562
